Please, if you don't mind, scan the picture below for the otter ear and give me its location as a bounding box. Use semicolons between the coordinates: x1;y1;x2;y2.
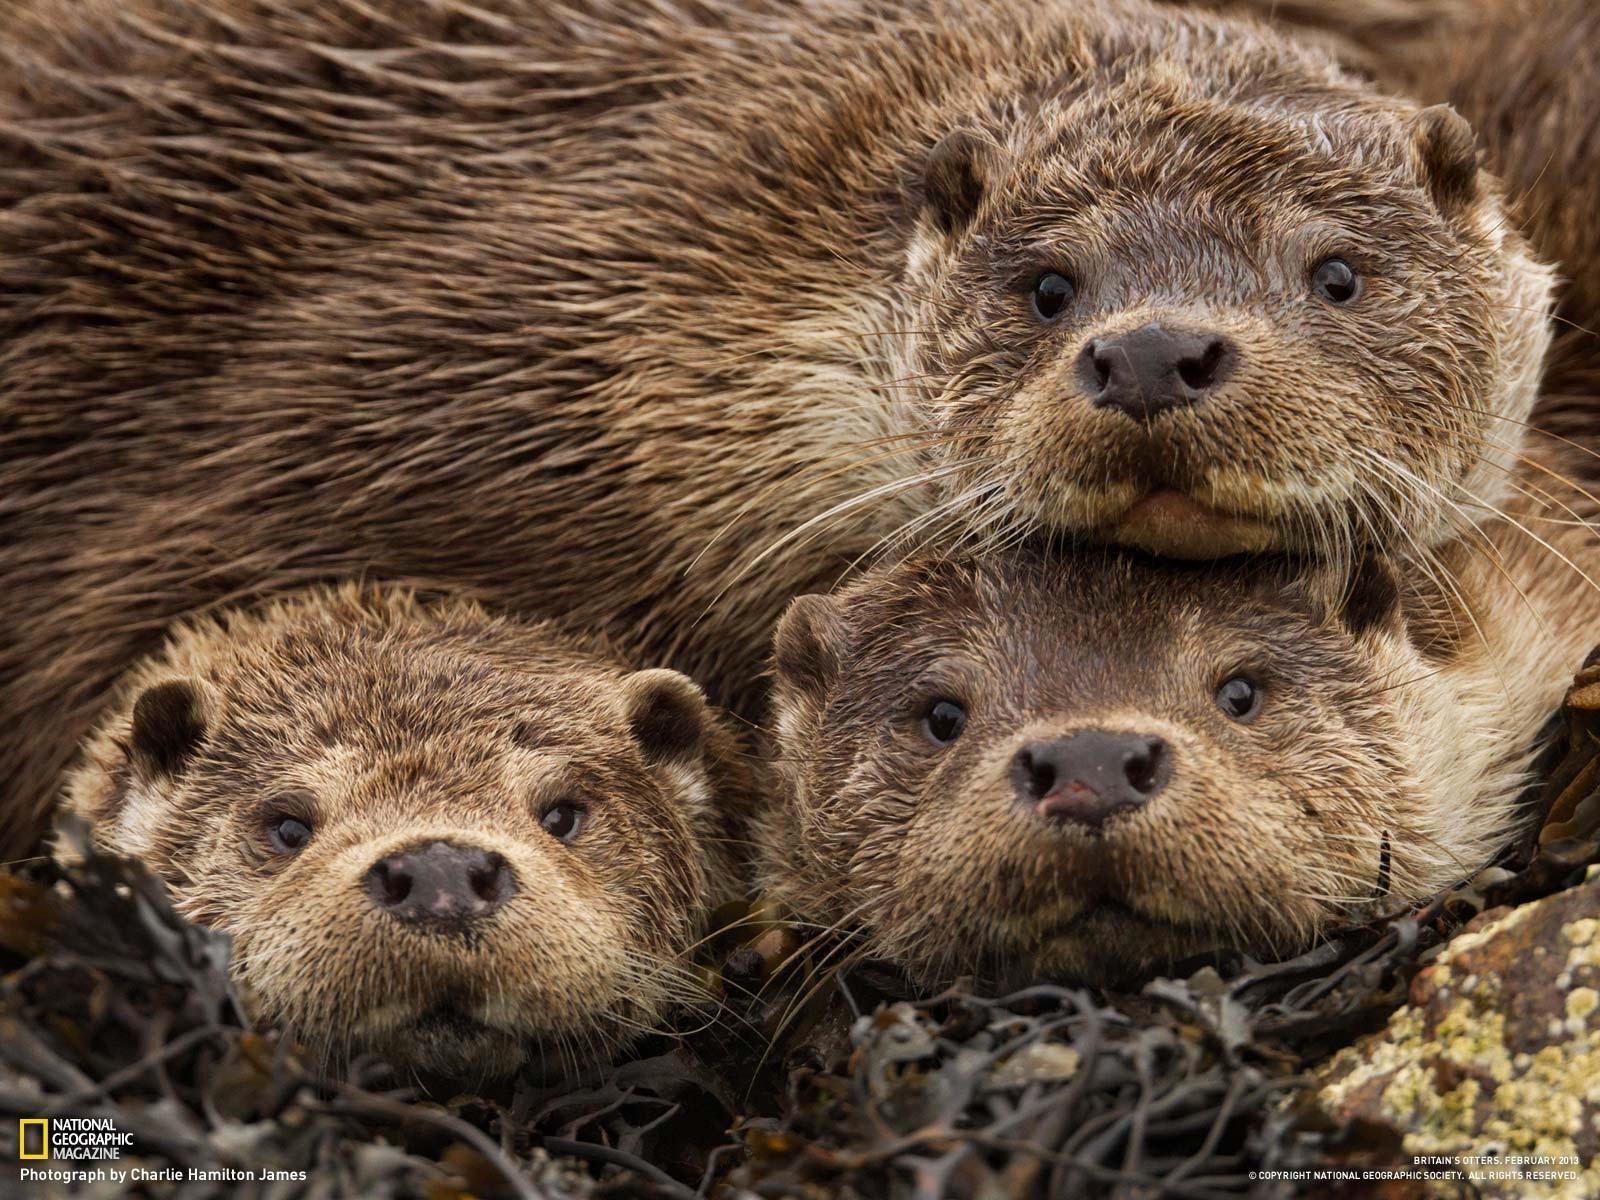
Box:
127;678;211;778
922;129;1004;236
623;668;710;764
1337;555;1404;639
1409;104;1480;213
773;593;847;700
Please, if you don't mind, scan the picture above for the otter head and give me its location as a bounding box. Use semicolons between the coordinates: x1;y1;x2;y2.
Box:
763;549;1512;988
903;19;1552;561
64;588;730;1079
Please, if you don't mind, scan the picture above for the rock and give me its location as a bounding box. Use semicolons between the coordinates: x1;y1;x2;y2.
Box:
1314;872;1600;1199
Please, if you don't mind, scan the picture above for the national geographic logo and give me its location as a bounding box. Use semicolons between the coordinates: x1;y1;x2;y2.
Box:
15;1117;131;1161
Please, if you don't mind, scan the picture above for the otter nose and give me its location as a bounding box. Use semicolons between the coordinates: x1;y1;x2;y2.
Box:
1078;323;1234;420
1010;731;1170;829
365;841;517;933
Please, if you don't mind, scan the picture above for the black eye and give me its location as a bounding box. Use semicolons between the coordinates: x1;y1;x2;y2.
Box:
267;815;313;854
921;699;967;746
1311;257;1361;304
1215;676;1264;723
1031;272;1076;321
540;803;586;843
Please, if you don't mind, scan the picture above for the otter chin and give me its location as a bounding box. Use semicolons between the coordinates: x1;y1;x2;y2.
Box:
60;584;751;1079
1109;489;1280;560
366;1005;526;1080
1008;884;1226;988
1033;900;1226;989
759;519;1598;990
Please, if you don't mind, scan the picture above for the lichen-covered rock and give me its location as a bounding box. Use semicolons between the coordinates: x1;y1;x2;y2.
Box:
1315;874;1600;1199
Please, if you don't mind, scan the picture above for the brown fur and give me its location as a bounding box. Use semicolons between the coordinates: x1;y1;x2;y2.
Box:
1168;0;1465;75
759;481;1600;987
1195;0;1600;429
1410;0;1600;452
60;584;753;1078
0;0;1557;861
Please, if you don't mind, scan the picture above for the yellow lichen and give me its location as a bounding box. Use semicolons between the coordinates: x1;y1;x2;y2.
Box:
1440;904;1541;962
1433;998;1511;1083
1316;1006;1425;1112
1562;919;1600;979
1566;988;1598;1025
1565;918;1598;947
1313;897;1600;1200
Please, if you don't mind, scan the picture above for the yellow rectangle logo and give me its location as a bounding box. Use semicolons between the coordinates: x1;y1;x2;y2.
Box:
18;1118;48;1160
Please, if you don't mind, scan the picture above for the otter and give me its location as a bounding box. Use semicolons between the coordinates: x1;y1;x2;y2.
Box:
0;0;1556;859
60;584;752;1078
759;489;1600;986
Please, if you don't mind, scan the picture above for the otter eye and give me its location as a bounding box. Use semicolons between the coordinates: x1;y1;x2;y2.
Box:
1311;257;1361;304
1030;272;1075;321
1215;676;1264;723
540;803;586;844
267;815;313;855
921;699;967;746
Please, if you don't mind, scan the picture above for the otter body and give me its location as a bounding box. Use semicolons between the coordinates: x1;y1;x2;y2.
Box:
1;0;1555;857
62;584;750;1077
760;484;1600;986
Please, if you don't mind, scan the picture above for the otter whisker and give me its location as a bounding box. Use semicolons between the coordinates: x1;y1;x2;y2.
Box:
1483;302;1600;342
1382;447;1600;603
699;455;1003;624
717;327;949;363
1384;407;1600;526
755;936;879;1075
1318;811;1500;884
1357;451;1527;697
843;480;1005;576
1423;396;1600;467
1345;663;1452;701
672;912;770;961
739;458;986;571
686;427;994;574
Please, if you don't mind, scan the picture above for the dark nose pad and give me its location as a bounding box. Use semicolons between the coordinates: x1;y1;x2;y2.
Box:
1077;323;1235;421
1010;731;1171;829
365;841;517;933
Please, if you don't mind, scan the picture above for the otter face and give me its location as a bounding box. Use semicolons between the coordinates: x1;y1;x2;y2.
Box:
66;592;725;1079
906;39;1552;561
763;552;1509;989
